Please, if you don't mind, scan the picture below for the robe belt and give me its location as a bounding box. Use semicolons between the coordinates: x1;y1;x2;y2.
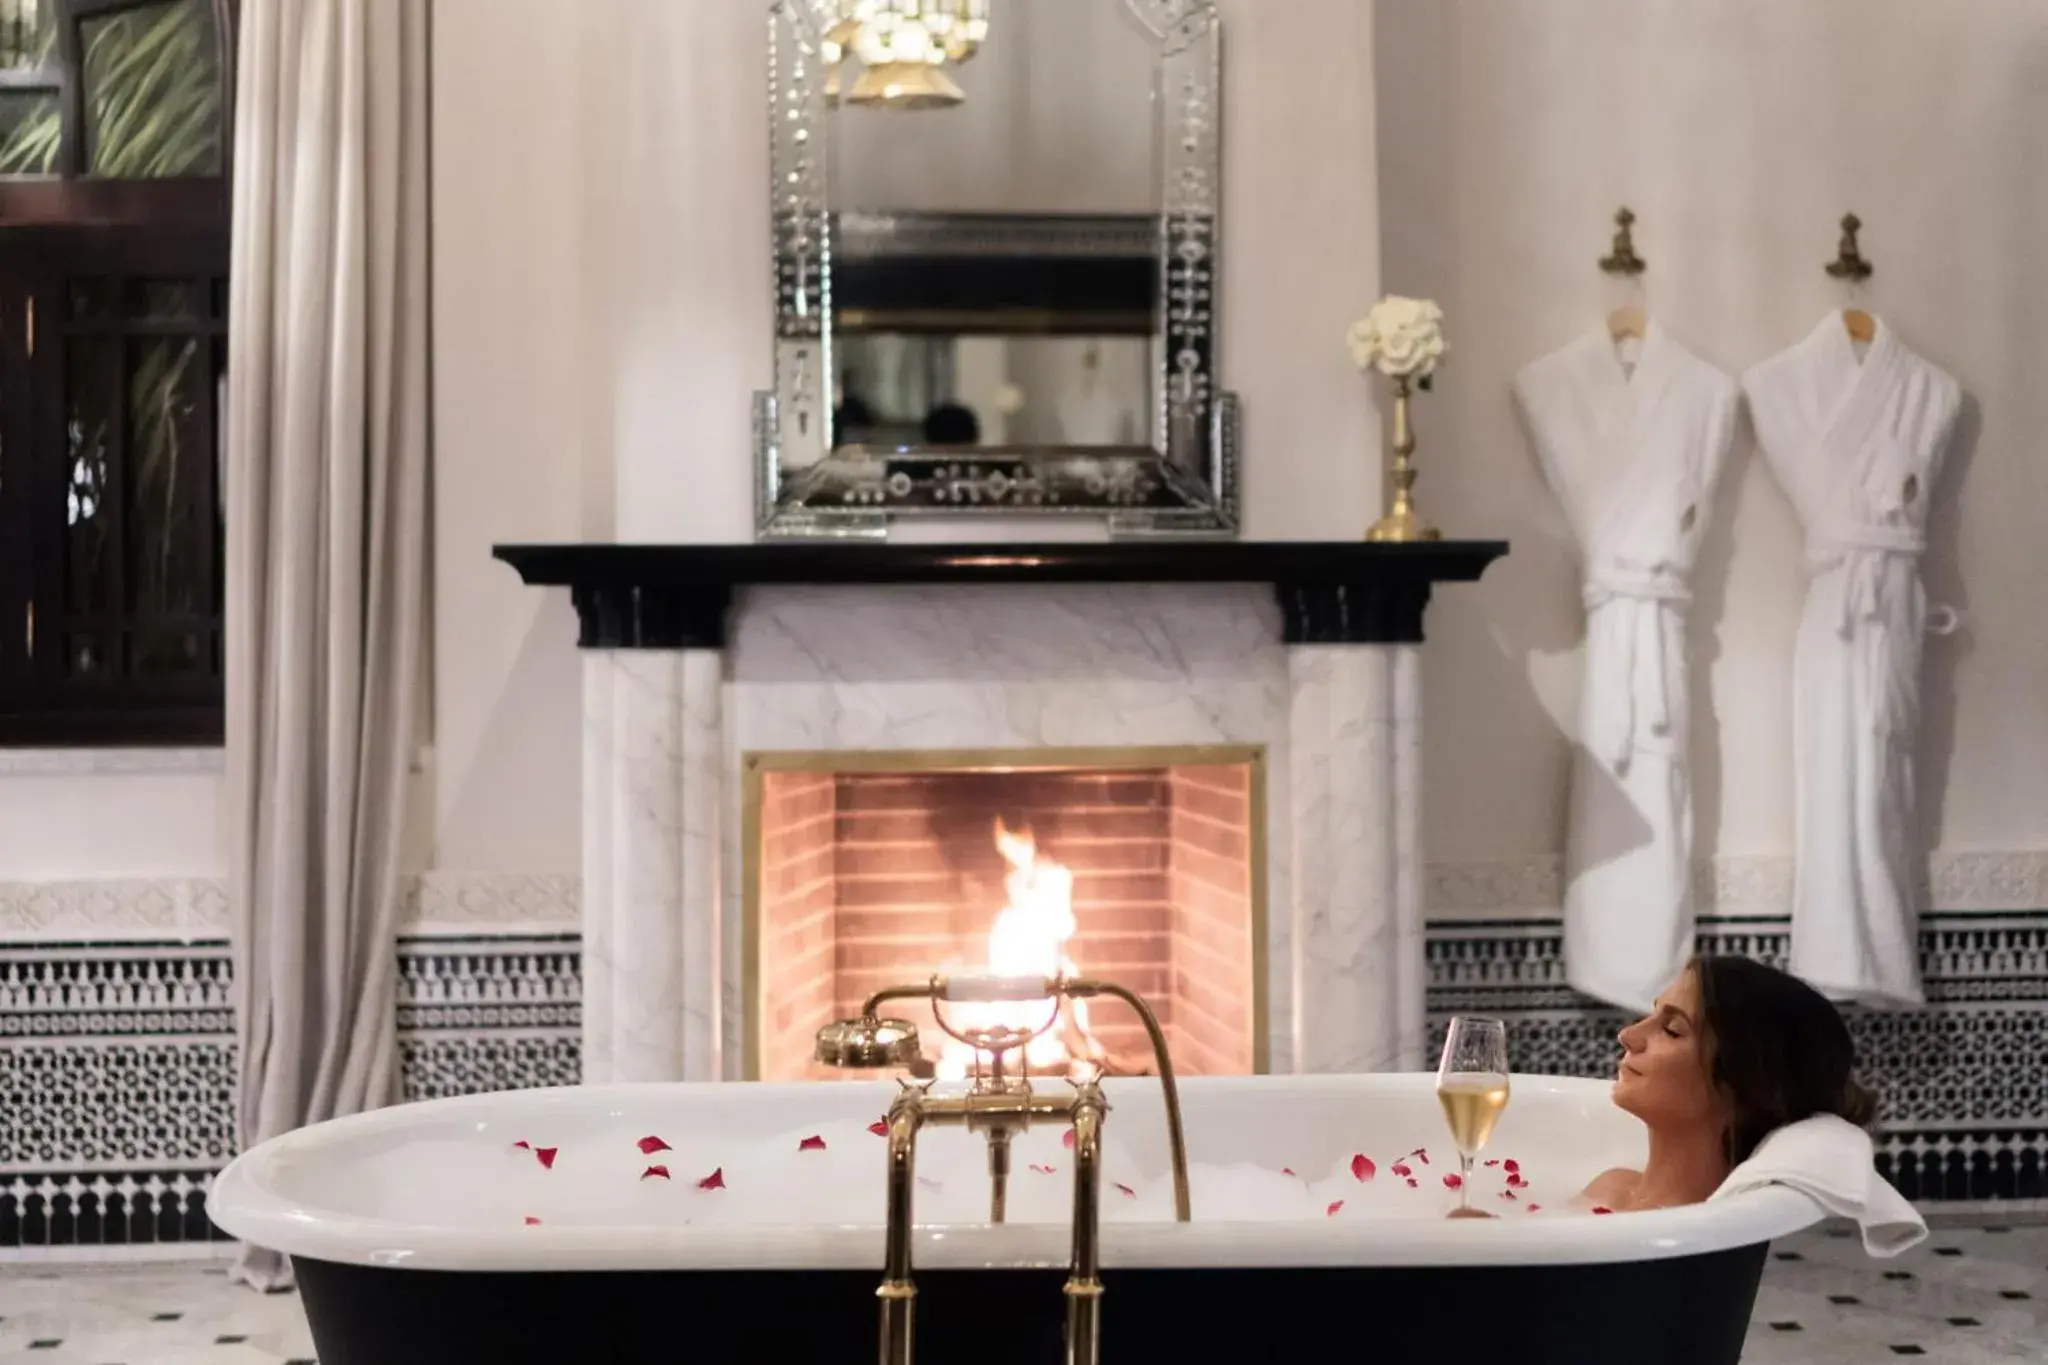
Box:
1805;522;1926;636
1581;568;1688;770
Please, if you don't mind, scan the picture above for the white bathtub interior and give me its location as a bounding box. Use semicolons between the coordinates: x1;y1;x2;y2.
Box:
209;1075;1822;1271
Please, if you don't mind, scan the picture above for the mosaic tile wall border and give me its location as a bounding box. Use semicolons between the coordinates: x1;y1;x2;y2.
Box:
1;910;2043;1248
0;933;582;1251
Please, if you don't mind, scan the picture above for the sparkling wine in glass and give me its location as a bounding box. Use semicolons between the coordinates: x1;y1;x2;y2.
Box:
1437;1016;1510;1212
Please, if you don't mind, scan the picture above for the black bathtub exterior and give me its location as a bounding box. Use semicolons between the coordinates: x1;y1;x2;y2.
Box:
294;1239;1770;1365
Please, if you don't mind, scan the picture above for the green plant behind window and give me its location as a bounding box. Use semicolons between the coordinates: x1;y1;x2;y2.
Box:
0;0;220;179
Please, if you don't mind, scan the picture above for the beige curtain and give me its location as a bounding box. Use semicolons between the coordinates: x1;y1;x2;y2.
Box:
224;0;429;1291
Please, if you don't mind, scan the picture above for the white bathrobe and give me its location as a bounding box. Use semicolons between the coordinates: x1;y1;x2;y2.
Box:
1744;315;1962;1008
1515;323;1739;1011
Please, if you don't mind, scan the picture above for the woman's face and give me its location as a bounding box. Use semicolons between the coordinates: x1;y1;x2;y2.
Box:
1612;969;1723;1129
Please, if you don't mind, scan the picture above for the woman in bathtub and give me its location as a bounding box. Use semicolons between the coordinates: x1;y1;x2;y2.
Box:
1454;955;1876;1217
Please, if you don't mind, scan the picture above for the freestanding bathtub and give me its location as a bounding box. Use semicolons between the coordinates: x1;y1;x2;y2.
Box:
209;1073;1819;1364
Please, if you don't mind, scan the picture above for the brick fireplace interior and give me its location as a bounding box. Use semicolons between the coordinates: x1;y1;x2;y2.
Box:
748;750;1263;1081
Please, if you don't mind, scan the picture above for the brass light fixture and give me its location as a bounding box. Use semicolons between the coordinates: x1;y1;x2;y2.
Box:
845;60;964;110
823;0;991;110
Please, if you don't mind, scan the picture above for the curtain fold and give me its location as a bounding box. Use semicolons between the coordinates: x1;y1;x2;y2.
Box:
224;0;429;1292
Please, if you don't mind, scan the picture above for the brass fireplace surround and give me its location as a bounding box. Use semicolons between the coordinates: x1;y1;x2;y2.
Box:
740;744;1269;1081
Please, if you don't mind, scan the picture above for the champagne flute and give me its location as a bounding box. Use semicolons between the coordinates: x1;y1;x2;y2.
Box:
1437;1016;1510;1213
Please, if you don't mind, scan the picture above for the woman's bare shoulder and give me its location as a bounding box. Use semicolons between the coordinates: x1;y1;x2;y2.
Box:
1582;1167;1639;1203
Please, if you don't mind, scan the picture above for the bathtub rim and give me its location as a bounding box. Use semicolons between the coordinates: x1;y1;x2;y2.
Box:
209;1074;1827;1272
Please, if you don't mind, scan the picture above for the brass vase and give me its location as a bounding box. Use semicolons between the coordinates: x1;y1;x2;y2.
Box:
1365;374;1441;543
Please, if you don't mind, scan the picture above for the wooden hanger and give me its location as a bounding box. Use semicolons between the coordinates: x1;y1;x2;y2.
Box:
1606;303;1647;342
1598;207;1648;340
1825;213;1876;342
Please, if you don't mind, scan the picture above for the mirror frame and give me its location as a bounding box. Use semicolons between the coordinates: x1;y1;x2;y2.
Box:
757;0;1235;540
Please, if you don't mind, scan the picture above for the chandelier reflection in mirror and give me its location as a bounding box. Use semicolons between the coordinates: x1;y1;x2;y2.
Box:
823;0;992;108
760;0;1236;541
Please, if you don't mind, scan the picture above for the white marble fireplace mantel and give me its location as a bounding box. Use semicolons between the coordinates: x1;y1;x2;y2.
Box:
497;541;1506;1084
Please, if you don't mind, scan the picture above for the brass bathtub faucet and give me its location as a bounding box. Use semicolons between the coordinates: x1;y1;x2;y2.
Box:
814;974;1193;1365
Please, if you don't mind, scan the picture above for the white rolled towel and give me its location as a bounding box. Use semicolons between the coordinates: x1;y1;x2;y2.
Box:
1708;1114;1925;1256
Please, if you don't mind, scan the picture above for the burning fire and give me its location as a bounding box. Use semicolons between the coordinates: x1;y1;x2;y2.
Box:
936;818;1106;1081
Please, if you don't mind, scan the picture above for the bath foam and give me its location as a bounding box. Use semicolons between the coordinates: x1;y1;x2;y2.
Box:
339;1118;1563;1228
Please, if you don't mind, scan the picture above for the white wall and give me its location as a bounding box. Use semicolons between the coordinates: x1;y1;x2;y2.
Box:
1375;0;2048;876
0;755;221;881
426;0;604;874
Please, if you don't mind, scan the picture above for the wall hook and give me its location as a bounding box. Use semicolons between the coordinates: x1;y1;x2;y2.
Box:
1825;213;1874;282
1598;207;1646;277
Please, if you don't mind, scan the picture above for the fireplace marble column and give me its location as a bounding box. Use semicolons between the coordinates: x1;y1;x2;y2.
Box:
1280;582;1434;1073
574;584;733;1084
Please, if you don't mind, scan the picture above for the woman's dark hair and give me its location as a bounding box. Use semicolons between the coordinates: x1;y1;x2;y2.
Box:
1690;954;1878;1164
921;401;980;445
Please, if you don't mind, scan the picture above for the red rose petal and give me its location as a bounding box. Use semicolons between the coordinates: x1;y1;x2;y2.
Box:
1503;1159;1520;1175
1405;1177;1419;1188
534;1147;558;1170
522;1215;541;1225
1442;1173;1462;1190
638;1135;671;1155
1483;1159;1500;1168
868;1118;889;1137
1526;1204;1542;1213
697;1167;726;1191
1499;1188;1518;1201
1325;1200;1344;1217
1590;1206;1613;1215
1116;1183;1136;1199
1411;1148;1431;1166
1507;1174;1528;1189
1350;1154;1376;1182
1063;1129;1076;1150
1030;1163;1057;1175
1390;1161;1413;1179
641;1164;671;1181
512;1140;531;1151
1281;1167;1297;1178
798;1134;827;1152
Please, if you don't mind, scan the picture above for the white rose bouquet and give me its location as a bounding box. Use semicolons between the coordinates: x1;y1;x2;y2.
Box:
1349;295;1445;541
1347;295;1446;390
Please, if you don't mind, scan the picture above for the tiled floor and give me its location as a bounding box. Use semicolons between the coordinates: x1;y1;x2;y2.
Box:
0;1259;314;1365
0;1221;2042;1363
1740;1220;2048;1364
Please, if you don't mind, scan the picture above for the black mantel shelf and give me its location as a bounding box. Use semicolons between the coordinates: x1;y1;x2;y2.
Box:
493;540;1509;650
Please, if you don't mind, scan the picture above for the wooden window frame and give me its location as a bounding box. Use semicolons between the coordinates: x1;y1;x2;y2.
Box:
0;0;233;747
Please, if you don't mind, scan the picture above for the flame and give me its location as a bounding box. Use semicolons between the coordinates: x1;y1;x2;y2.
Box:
937;818;1105;1081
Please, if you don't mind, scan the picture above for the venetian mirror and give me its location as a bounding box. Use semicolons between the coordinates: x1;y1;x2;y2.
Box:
758;0;1233;539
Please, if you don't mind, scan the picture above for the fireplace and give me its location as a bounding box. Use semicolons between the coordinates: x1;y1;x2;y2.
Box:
495;541;1509;1084
744;747;1265;1082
